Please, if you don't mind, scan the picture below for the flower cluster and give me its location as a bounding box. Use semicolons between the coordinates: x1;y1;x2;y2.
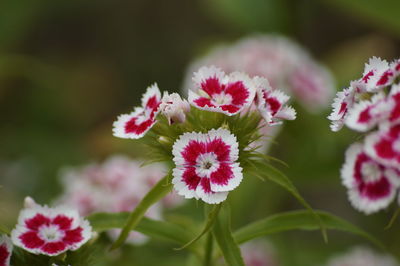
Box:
57;155;182;244
183;35;334;112
10;197;92;257
328;57;400;214
113;66;297;204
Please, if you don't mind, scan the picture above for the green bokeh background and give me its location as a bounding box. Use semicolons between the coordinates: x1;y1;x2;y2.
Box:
1;0;400;265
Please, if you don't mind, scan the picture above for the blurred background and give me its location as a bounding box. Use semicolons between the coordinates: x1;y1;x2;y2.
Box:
1;0;400;265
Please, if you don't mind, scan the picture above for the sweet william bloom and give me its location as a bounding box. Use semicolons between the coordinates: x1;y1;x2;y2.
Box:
365;123;400;170
113;84;161;139
159;92;190;124
328;85;355;132
188;66;255;116
182;35;335;112
326;246;398;266
172;128;243;204
341;143;400;214
0;235;12;266
254;77;296;125
11;197;92;256
359;57;394;92
345;93;389;132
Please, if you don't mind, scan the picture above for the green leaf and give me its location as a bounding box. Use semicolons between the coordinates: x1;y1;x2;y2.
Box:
176;204;222;250
88;212;193;246
251;160;327;242
110;172;173;250
212;203;245;266
233;210;385;250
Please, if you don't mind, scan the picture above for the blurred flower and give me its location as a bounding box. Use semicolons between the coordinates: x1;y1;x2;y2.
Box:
240;240;278;266
188;66;255;115
183;35;334;112
113;84;162;139
0;235;12;266
341;143;400;214
11;197;92;256
254;77;296;125
172;128;242;204
57;155;182;244
159;92;190;124
326;246;398;266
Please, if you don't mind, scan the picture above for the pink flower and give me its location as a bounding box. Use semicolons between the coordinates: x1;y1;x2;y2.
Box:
328;85;356;132
359;57;394;92
11;197;92;256
113;84;162;139
182;35;334;112
341;143;400;214
0;235;12;266
327;246;397;266
254;77;296;125
172;128;243;204
365;123;400;170
57;156;182;244
345;93;389;132
159;92;190;124
188;66;255;116
240;241;278;266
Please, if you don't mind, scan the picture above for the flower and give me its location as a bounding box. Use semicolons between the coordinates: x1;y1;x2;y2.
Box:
11;197;92;256
326;246;397;266
328;85;355;132
182;35;334;112
341;143;400;214
172;128;243;204
113;84;162;139
188;66;255;116
240;240;278;266
159;92;190;124
57;155;182;244
254;77;296;125
365;123;400;170
344;93;389;132
359;57;394;92
0;235;12;266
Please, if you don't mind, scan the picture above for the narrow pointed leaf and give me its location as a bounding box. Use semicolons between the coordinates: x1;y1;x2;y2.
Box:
110;172;172;249
251;160;327;242
212;203;245;266
88;212;193;245
176;204;222;250
233;210;385;250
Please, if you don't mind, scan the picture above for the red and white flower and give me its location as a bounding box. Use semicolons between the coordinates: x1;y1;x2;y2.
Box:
359;57;394;92
341;143;400;214
345;93;390;132
113;84;162;139
159;92;190;124
188;66;255;116
172;128;243;204
391;59;400;77
365;123;400;170
0;235;12;266
254;77;296;125
11;197;92;256
328;86;355;132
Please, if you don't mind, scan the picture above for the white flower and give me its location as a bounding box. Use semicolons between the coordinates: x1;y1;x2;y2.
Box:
159;92;190;124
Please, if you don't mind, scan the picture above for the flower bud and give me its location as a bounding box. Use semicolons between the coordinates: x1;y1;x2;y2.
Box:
159;92;190;124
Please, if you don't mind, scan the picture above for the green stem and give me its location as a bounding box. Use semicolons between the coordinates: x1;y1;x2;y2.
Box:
203;232;214;266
